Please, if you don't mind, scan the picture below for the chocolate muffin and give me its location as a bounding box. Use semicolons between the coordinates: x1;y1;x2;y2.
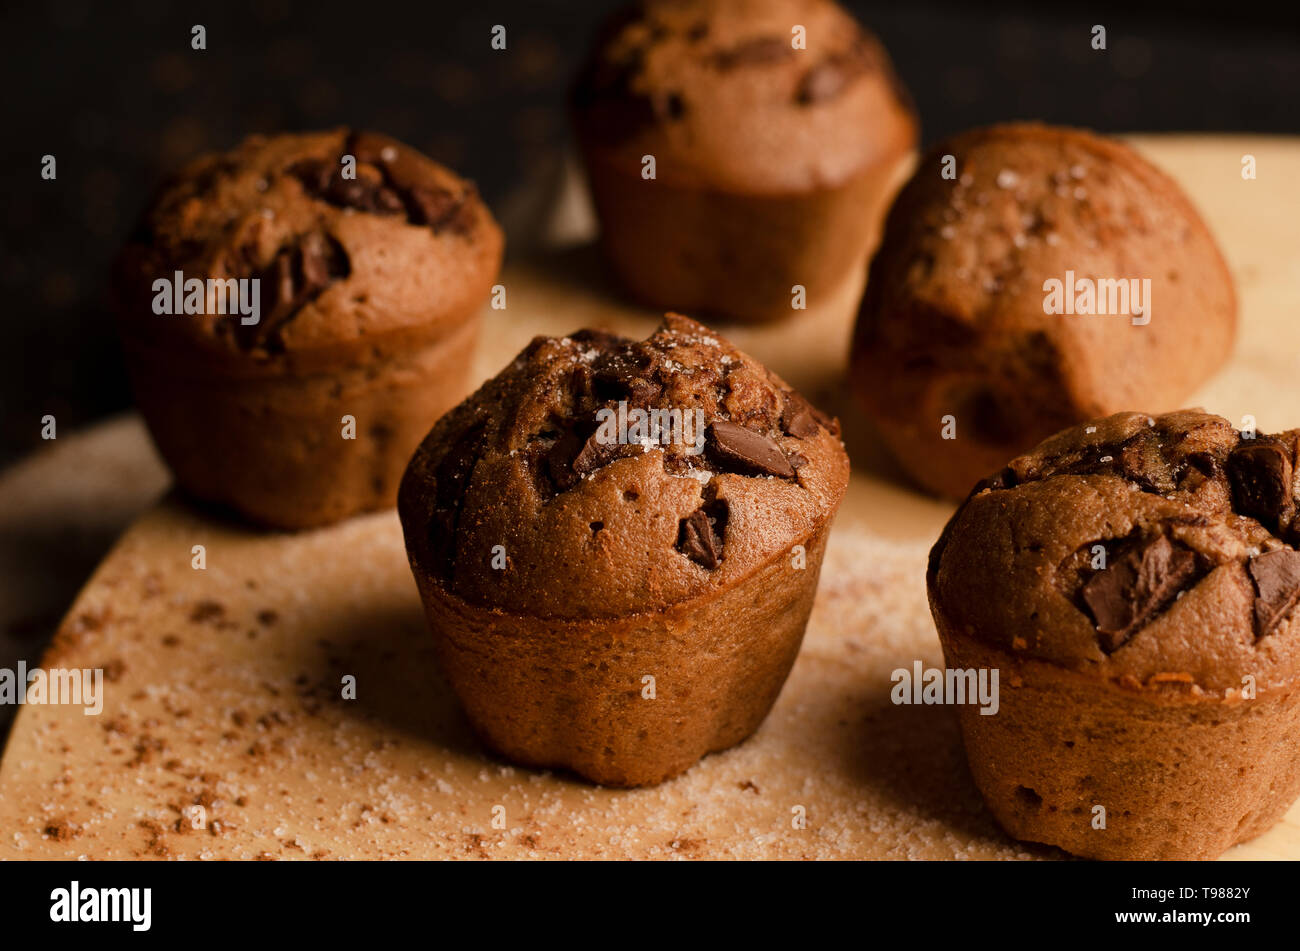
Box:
852;123;1237;499
114;129;503;529
928;410;1300;860
572;0;916;323
398;313;849;786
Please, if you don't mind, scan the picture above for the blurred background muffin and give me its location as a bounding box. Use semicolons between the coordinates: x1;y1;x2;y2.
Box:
114;129;503;528
851;122;1236;498
571;0;917;322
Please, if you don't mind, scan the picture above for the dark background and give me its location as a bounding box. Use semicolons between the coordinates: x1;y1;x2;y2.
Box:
2;0;1297;465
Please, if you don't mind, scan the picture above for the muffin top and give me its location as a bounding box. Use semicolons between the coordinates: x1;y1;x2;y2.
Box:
571;0;916;193
398;313;850;619
114;129;502;367
854;123;1236;483
929;410;1300;695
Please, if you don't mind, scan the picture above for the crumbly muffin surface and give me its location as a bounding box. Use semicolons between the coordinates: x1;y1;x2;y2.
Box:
399;314;850;618
930;410;1300;694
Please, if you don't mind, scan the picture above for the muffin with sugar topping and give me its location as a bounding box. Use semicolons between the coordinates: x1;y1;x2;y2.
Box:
398;313;849;785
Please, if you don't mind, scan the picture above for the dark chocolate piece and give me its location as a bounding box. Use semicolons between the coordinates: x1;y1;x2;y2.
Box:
290;145;476;236
1082;534;1200;651
708;420;794;478
1247;548;1300;638
1118;433;1176;493
1227;440;1294;530
780;395;821;438
676;498;728;569
289;158;405;215
231;231;349;352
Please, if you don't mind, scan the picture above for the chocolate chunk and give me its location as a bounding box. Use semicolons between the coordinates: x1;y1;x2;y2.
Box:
783;409;819;438
289;158;404;215
713;36;792;69
1247;548;1300;637
405;186;458;226
288;232;347;302
780;394;822;438
1185;451;1218;477
1043;431;1182;493
1227;441;1294;530
232;231;349;351
708;420;795;478
539;418;640;495
626;377;663;409
676;498;728;569
590;350;658;405
1081;534;1201;651
296;231;335;290
1118;434;1176;493
404;185;477;236
572;430;637;478
290;150;477;236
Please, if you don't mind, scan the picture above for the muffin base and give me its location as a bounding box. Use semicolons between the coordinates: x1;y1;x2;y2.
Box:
580;152;908;323
409;526;833;787
936;625;1300;860
124;316;481;530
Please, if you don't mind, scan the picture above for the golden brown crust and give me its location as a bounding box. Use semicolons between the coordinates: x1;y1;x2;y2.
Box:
399;313;850;618
852;123;1237;498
